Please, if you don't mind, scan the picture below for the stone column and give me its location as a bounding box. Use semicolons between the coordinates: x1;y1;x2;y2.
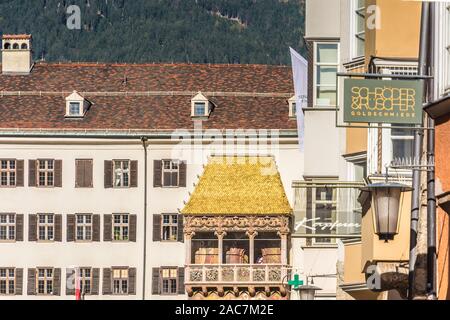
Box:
185;231;195;265
278;231;289;266
215;231;227;265
246;231;258;265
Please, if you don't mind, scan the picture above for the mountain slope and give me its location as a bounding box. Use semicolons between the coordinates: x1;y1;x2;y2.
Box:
0;0;305;65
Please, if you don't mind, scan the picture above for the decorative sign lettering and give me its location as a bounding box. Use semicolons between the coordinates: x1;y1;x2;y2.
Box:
343;79;423;124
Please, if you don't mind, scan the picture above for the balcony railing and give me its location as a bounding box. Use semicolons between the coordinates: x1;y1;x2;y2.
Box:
185;264;289;285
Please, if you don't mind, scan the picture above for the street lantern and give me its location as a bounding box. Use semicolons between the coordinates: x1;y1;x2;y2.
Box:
361;182;412;242
297;284;322;300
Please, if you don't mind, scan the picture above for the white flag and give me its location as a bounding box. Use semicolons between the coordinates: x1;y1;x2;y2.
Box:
290;47;307;152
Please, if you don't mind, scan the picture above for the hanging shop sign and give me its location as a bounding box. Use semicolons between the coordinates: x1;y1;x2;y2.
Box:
343;78;423;124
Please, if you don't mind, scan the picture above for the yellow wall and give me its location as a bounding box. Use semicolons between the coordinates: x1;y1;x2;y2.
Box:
365;0;421;61
343;241;365;284
361;192;412;270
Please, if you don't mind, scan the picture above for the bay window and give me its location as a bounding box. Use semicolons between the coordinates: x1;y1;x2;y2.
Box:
314;42;339;107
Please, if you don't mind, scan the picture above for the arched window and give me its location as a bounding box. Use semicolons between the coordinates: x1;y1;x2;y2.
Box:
21;43;28;50
12;43;19;49
3;42;11;50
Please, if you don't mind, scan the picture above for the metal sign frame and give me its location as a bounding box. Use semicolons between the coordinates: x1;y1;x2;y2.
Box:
333;72;434;130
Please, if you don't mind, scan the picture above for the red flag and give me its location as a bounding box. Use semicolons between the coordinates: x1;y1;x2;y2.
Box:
75;268;81;301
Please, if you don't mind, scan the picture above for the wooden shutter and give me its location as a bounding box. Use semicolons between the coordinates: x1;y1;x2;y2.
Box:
28;214;37;242
53;268;61;296
76;159;93;188
85;159;93;188
15;268;23;295
16;214;24;241
54;160;62;187
66;268;75;295
129;215;137;242
103;215;112;241
130;161;138;188
153;214;161;242
104;161;113;188
177;214;184;243
67;214;75;242
152;268;160;295
179;161;187;187
27;269;36;295
128;268;136;295
28;160;36;187
91;268;100;295
16;160;24;187
153;160;162;187
55;214;62;242
178;267;185;295
102;268;112;295
93;215;100;242
75;160;84;188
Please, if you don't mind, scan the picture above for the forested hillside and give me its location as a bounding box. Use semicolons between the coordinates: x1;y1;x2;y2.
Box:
0;0;305;65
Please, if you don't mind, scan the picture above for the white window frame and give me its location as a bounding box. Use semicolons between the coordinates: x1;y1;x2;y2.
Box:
0;213;15;241
113;160;130;188
37;159;54;187
313;41;340;108
162;160;180;187
76;214;92;242
112;268;129;295
79;267;92;295
68;102;81;116
37;213;55;242
0;159;16;187
0;268;15;295
112;213;129;242
36;268;53;295
161;268;178;295
161;214;178;241
351;0;366;59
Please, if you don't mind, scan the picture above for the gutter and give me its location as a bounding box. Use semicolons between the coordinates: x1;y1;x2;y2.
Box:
141;137;149;300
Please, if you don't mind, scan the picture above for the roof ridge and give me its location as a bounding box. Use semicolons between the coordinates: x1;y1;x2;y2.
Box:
29;62;290;68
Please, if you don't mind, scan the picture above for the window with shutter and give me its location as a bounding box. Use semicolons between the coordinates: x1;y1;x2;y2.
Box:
75;159;93;188
0;159;18;187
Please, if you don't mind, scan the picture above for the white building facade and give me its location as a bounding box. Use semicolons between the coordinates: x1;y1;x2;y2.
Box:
0;34;304;300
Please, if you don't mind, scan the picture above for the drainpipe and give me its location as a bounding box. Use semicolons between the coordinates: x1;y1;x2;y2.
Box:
141;137;149;300
408;1;429;300
426;2;436;300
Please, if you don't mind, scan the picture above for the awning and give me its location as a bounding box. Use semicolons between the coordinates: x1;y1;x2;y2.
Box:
181;156;292;215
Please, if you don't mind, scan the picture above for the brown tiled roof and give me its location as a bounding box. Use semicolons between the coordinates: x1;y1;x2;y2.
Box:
0;63;296;131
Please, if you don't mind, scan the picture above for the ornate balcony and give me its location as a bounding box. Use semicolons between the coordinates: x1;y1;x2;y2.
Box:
185;264;289;298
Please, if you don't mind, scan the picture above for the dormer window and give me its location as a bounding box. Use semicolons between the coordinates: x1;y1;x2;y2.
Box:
65;91;90;118
288;96;298;118
194;102;206;116
191;92;213;118
69;102;81;116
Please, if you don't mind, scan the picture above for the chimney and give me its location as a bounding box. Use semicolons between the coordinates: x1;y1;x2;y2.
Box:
1;34;33;75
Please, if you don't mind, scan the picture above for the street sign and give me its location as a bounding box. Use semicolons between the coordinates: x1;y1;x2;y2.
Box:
343;78;423;124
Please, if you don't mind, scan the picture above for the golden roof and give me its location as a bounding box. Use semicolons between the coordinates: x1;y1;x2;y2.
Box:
182;156;292;215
